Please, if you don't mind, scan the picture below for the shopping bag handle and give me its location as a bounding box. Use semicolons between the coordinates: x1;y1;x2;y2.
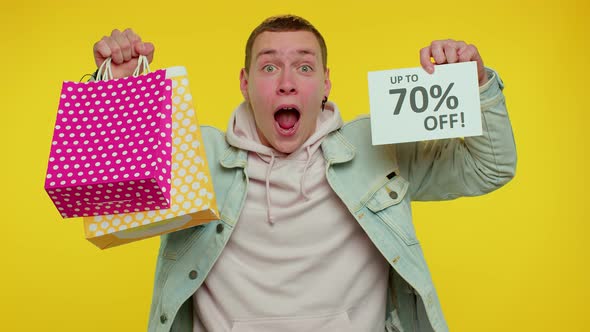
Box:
95;55;151;81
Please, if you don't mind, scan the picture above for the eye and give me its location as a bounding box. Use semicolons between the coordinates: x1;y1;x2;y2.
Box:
262;65;276;73
300;65;313;73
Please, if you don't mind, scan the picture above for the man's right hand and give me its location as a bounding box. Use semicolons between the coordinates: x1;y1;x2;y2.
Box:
93;28;154;79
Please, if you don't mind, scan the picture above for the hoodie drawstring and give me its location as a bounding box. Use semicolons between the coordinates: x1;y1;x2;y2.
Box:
300;145;312;201
265;151;276;224
264;146;312;225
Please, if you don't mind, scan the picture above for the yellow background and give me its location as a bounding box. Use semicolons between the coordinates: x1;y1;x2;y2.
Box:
0;0;587;330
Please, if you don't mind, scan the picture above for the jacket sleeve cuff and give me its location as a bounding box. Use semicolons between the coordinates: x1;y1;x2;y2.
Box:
479;67;505;108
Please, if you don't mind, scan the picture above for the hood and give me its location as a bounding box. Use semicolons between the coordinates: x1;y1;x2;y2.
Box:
225;101;343;223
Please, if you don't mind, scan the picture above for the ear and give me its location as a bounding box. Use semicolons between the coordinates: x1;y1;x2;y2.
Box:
240;68;249;101
323;68;332;98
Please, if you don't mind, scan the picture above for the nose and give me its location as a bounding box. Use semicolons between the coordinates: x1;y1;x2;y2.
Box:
276;71;297;95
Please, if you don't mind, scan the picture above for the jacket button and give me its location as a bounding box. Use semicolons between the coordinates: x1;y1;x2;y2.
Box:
389;191;398;199
216;223;224;233
189;270;198;280
160;314;168;324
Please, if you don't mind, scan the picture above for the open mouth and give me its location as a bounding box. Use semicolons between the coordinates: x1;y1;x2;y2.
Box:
274;106;301;134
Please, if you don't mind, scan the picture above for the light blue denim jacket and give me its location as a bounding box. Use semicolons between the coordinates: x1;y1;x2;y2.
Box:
147;70;516;332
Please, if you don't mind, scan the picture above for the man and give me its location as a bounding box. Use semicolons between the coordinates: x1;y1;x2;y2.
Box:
92;15;516;332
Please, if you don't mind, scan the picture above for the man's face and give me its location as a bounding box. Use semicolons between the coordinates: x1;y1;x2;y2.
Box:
240;30;331;154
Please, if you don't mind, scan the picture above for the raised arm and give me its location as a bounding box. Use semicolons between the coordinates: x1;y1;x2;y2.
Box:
396;39;516;200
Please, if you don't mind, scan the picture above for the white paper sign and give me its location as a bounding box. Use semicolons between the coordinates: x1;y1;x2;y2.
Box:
368;62;482;145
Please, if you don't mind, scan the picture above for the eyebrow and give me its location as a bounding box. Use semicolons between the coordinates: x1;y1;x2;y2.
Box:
255;48;317;60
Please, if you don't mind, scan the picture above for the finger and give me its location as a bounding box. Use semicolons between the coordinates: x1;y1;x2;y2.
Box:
455;40;467;52
142;43;156;63
123;28;141;58
104;35;124;65
470;46;487;85
112;29;133;62
430;41;446;65
135;42;155;63
458;44;487;85
93;38;112;67
443;40;459;64
455;40;468;54
457;44;477;62
419;47;434;74
459;44;485;71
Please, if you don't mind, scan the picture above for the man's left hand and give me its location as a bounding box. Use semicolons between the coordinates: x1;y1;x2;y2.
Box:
420;39;488;86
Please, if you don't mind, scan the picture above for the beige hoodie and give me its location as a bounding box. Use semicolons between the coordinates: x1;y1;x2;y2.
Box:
193;102;389;331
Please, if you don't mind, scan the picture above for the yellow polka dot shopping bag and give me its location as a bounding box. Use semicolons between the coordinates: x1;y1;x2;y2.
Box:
45;56;174;218
82;66;219;249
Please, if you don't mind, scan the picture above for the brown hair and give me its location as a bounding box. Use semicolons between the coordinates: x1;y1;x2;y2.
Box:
244;15;327;73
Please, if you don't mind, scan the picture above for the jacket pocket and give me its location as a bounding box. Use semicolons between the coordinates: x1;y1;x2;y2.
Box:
230;311;353;332
365;174;418;245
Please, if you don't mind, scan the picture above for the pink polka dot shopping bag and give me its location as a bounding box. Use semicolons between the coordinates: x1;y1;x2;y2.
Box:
45;56;174;219
45;58;219;248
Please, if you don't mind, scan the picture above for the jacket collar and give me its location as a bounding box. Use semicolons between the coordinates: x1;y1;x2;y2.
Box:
321;130;356;165
219;129;355;169
220;145;248;169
